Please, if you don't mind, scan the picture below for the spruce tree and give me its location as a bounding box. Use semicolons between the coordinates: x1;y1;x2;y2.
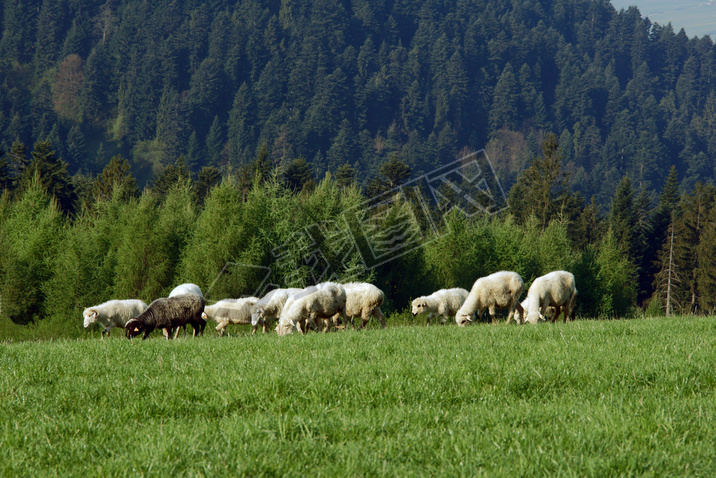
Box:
151;156;192;201
508;133;571;231
92;155;139;202
282;157;315;193
20;140;76;214
194;166;221;207
608;176;636;261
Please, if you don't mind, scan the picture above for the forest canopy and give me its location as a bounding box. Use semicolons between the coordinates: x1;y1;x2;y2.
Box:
0;0;715;200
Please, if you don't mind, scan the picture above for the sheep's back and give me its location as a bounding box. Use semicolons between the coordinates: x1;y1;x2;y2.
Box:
343;283;384;316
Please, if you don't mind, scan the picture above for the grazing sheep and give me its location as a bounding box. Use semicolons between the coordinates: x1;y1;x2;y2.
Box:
455;271;525;326
276;282;347;336
167;283;204;337
524;271;577;325
125;295;206;340
520;298;557;322
202;297;260;336
341;282;387;329
83;299;148;337
411;288;469;326
250;288;304;333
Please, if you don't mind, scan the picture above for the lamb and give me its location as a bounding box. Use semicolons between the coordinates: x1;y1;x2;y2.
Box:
202;297;260;336
83;299;148;337
125;294;206;340
411;288;469;326
524;270;577;325
341;282;387;329
276;282;347;336
455;271;525;326
250;288;304;333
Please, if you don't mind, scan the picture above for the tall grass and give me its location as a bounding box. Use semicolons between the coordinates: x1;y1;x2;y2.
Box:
1;316;715;476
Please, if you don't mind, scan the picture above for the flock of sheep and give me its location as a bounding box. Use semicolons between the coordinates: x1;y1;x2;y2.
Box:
82;270;577;339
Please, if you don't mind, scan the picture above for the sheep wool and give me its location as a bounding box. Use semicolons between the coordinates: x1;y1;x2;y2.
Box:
250;288;304;330
202;297;260;335
456;271;525;326
276;282;347;336
411;288;469;326
342;282;386;329
125;294;206;340
83;299;148;337
525;271;577;325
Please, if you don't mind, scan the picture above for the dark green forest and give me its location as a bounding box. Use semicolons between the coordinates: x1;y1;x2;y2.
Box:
1;0;716;195
1;0;716;337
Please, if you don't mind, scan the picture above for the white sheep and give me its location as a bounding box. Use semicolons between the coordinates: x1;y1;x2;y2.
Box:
276;282;347;336
169;283;204;298
524;271;577;325
455;271;525;326
250;288;304;332
411;288;469;325
520;298;556;322
341;282;387;329
83;299;148;337
202;297;260;336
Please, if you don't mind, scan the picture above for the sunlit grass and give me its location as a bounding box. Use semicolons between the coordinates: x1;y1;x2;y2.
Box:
1;316;715;476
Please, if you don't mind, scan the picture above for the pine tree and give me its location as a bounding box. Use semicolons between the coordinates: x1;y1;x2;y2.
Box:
0;175;65;324
507;133;571;230
151;157;192;201
335;164;357;188
696;201;716;314
194;166;222;207
92;155;139;202
20;140;76;214
0;148;9;192
489;63;519;131
205;115;224;167
282;157;315;193
608;176;636;261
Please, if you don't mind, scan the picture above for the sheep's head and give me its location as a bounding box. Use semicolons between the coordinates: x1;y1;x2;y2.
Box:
124;319;144;339
275;321;294;336
251;307;265;327
201;311;208;320
456;311;473;327
83;309;98;328
411;298;427;316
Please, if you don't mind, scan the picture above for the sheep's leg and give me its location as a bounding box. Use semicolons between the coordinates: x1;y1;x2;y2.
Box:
426;313;434;326
516;301;525;324
563;302;574;322
488;306;496;324
373;307;387;328
551;305;562;323
358;309;371;330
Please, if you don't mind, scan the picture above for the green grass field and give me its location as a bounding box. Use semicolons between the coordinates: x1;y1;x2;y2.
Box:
1;316;715;477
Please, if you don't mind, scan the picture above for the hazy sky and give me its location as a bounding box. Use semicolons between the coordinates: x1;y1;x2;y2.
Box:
609;1;716;38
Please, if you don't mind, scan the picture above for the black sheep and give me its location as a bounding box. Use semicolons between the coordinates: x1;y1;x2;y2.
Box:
125;295;206;340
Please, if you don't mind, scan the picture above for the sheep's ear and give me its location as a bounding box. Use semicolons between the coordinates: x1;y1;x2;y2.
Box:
89;309;98;319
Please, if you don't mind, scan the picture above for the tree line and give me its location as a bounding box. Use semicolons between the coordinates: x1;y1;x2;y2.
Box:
2;133;714;339
1;0;715;204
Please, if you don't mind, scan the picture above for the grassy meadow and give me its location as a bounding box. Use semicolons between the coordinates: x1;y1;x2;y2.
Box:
1;315;715;476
